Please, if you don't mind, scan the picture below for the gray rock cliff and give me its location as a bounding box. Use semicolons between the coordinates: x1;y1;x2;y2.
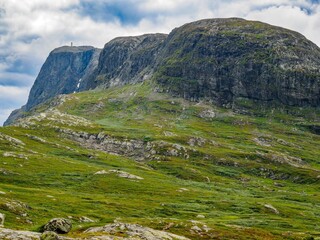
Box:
5;46;100;125
154;18;320;107
26;46;101;110
83;33;167;90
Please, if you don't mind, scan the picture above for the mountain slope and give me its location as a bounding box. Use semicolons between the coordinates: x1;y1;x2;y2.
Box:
1;81;320;239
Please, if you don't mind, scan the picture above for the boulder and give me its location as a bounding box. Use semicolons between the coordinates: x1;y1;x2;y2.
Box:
43;218;72;234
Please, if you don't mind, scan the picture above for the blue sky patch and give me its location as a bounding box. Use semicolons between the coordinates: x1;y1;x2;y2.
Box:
78;1;142;25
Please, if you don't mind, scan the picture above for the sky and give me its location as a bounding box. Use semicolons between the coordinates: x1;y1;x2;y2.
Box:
0;0;320;125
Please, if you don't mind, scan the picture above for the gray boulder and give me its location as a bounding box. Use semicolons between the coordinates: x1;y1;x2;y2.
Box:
43;218;72;234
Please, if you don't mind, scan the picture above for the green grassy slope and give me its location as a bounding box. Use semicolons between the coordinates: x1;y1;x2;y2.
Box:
0;81;319;239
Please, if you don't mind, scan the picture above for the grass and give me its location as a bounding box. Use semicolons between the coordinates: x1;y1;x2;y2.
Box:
0;81;319;239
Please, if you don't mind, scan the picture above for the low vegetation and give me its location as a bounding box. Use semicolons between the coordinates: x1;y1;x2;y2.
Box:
0;81;319;239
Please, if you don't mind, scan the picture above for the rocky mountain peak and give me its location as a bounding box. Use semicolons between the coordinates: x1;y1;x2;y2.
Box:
25;45;101;111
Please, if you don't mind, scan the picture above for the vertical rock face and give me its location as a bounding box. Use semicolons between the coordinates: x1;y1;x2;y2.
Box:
25;46;101;110
85;33;167;89
154;18;320;107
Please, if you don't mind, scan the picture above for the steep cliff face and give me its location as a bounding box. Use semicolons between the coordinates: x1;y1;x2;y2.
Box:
4;46;101;125
84;34;167;90
25;46;101;110
154;18;320;107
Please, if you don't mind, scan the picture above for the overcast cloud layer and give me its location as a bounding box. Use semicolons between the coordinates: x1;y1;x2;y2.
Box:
0;0;319;125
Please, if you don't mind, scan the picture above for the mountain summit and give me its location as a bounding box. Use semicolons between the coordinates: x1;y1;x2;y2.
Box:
5;18;320;125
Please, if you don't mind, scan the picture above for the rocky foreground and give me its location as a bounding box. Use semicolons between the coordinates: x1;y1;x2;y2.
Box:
0;222;190;240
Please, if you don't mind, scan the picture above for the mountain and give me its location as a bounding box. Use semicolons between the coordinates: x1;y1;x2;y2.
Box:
5;18;320;125
0;18;320;239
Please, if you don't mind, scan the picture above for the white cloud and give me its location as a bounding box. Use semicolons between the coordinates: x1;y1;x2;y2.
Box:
0;85;29;105
0;108;14;127
0;85;29;126
0;0;319;125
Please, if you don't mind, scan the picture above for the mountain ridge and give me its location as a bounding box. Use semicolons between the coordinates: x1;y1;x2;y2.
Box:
5;17;320;125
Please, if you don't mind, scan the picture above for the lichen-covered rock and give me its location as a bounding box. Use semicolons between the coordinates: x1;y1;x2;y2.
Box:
40;231;59;240
43;218;72;234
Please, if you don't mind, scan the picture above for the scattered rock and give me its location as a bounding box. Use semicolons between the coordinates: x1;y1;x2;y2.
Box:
0;213;5;227
190;225;202;232
79;216;95;223
257;151;306;168
199;110;215;119
109;170;143;180
163;131;177;137
177;188;189;193
85;222;190;240
43;218;72;234
94;170;108;175
264;204;279;214
0;191;5;195
0;133;25;147
274;182;285;187
3;152;28;160
26;134;47;143
162;222;174;231
1;200;30;216
95;170;143;180
196;214;205;219
0;168;19;176
40;231;59;240
188;137;206;147
253;137;271;147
